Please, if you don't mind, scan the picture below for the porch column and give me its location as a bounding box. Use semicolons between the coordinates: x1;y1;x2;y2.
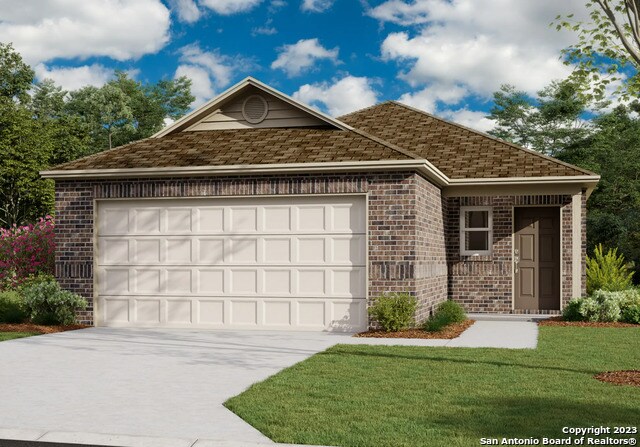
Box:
571;192;582;298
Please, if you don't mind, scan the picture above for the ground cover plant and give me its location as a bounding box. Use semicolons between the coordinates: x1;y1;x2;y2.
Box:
225;326;640;447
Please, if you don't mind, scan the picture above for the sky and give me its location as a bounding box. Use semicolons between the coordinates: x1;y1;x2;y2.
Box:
0;0;592;131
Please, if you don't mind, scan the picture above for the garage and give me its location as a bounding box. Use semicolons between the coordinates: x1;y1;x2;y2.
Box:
96;195;367;331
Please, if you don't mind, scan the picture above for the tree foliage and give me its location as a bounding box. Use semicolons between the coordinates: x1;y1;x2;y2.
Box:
0;43;194;226
487;80;592;156
555;0;640;101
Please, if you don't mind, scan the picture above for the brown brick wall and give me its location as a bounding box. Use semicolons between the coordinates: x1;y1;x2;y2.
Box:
55;172;448;327
446;194;580;313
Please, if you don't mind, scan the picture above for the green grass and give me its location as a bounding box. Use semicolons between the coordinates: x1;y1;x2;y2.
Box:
0;332;38;341
225;327;640;447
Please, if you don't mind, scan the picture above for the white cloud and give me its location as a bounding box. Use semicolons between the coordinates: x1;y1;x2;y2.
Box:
272;38;339;77
0;0;170;65
301;0;334;12
169;0;201;23
397;83;469;113
34;63;113;91
175;65;214;108
373;0;589;98
175;44;248;107
440;108;496;133
293;75;379;116
199;0;263;15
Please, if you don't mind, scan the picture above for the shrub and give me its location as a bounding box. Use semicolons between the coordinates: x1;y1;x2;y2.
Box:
586;244;634;294
561;289;640;324
562;299;583;321
0;290;27;323
0;216;55;289
21;277;86;325
423;300;466;332
620;292;640;324
368;292;417;332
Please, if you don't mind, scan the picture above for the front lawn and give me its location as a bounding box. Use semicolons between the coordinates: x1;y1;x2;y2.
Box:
225;327;640;447
0;332;37;342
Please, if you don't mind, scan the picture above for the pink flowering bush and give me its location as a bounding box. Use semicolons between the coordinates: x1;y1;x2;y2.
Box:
0;216;55;289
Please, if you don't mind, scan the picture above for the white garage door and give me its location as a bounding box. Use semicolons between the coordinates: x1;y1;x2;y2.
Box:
96;196;367;331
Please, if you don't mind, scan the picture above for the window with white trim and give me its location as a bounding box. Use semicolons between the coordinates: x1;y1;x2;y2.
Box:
460;206;492;256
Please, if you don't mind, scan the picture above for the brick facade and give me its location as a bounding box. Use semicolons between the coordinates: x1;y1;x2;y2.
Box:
54;173;586;325
445;194;586;313
55;172;448;326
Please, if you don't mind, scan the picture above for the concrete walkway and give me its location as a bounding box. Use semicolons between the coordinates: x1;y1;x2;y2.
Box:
0;320;538;447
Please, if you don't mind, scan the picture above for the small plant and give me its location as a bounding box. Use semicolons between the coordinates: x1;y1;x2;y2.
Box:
423;300;466;332
368;292;417;332
0;290;27;323
21;277;86;325
562;299;583;321
620;293;640;324
586;244;634;294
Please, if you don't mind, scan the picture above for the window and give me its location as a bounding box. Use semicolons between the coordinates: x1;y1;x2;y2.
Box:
460;206;492;256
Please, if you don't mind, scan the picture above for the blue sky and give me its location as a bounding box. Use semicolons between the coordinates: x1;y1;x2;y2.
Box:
0;0;593;131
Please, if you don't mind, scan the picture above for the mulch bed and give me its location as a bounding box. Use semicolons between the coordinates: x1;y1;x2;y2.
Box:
538;317;639;328
594;370;640;387
354;319;474;339
0;323;89;334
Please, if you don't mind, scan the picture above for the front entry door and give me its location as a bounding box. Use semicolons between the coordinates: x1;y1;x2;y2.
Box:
514;207;560;310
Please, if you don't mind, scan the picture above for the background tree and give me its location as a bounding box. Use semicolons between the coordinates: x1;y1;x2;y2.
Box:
555;0;640;100
0;43;194;226
487;79;592;156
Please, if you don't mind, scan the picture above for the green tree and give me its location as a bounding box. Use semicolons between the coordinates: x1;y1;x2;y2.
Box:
66;72;193;151
555;0;640;100
559;104;640;280
0;43;34;105
488;79;592;156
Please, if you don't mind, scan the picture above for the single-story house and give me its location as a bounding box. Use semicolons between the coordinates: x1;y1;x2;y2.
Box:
42;77;600;331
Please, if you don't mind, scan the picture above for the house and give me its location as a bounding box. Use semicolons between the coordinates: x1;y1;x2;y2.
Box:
41;77;600;331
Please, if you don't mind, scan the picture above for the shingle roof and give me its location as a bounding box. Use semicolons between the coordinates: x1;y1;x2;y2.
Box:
50;100;594;181
51;128;414;171
339;101;593;179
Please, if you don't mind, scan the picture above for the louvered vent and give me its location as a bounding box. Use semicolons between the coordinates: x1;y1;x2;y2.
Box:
242;95;269;124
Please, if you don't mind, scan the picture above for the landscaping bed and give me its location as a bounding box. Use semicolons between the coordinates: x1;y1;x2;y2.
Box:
355;319;474;339
594;370;640;387
539;317;638;327
0;323;88;334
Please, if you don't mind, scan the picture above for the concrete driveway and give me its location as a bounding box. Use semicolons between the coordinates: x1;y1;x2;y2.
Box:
0;328;354;446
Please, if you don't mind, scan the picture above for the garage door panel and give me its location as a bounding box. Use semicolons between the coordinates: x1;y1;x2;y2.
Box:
197;208;224;233
263;207;292;232
97;196;366;331
100;239;130;264
166;208;192;233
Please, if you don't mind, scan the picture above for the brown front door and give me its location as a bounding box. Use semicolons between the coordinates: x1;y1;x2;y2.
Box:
514;207;560;310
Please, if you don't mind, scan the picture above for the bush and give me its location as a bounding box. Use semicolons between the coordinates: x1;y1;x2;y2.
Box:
586;244;634;294
368;292;417;332
0;216;55;289
562;299;583;321
561;289;640;324
423;300;466;332
0;290;27;323
21;277;86;325
620;292;640;324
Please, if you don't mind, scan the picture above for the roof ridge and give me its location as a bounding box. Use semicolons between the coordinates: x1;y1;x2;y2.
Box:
337;100;395;120
388;100;597;177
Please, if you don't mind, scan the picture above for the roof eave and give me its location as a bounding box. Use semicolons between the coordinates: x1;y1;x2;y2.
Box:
40;159;449;186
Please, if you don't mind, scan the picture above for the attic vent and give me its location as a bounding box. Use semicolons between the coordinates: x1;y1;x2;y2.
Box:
242;95;269;124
